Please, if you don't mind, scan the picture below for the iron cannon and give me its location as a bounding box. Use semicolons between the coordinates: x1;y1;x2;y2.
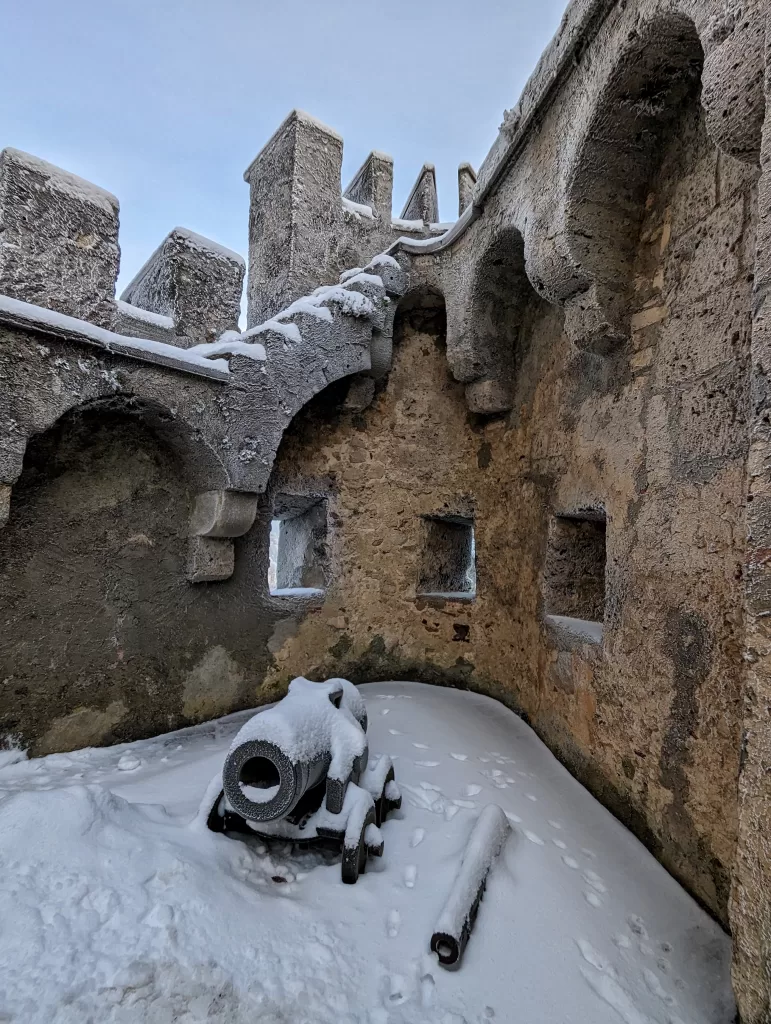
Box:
205;677;401;883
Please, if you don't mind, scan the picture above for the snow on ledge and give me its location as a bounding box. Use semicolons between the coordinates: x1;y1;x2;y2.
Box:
1;147;119;214
116;299;175;330
342;197;374;221
172;227;245;266
391;217;424;232
545;614;603;645
0;294;230;381
269;587;325;599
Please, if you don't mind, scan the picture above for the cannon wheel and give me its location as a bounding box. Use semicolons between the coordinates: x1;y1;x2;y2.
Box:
341;807;376;884
374;765;401;826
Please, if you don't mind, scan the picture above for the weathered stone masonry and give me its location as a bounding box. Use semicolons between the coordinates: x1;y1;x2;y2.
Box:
1;0;770;1018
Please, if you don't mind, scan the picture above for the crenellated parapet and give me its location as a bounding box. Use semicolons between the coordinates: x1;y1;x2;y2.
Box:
243;108;470;325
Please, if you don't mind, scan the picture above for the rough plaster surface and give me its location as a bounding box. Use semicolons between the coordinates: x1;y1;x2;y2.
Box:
267;85;756;951
0;148;120;329
0;0;769;1016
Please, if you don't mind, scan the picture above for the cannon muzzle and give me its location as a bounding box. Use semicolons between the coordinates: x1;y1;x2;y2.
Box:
222;677;368;823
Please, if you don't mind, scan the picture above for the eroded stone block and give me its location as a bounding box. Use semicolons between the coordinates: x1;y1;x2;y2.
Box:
186;535;234;583
0;148;120;327
121;227;244;346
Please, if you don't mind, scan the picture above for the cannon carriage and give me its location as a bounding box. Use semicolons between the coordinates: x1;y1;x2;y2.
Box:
206;677;401;883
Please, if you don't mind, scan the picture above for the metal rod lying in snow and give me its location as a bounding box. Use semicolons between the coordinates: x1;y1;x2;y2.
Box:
430;804;510;970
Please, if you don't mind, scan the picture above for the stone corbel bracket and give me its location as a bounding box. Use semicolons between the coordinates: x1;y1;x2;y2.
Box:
0;483;10;529
187;490;259;583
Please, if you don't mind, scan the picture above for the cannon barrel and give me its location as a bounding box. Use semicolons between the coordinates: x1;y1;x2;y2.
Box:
430;804;509;969
222;677;367;824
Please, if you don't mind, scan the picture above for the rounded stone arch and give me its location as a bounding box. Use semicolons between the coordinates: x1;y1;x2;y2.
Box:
3;391;232;521
451;225;544;414
0;395;229;754
562;13;705;350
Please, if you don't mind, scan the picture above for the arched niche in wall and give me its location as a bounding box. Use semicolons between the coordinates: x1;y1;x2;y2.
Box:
0;396;227;755
394;287;447;339
563;15;705;352
448;227;546;415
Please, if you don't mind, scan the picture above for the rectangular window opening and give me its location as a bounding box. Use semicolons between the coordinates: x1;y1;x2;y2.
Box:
268;494;328;598
417;515;476;601
543;509;606;642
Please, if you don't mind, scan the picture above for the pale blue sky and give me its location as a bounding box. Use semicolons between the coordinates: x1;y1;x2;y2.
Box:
1;0;567;295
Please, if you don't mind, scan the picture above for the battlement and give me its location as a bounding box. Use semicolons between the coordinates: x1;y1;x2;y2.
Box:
0;114;472;343
243;108;473;324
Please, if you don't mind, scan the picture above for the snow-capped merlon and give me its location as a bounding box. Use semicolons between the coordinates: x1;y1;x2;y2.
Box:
0;146;120;329
400;163;439;224
458;162;477;217
223;677;368;823
431;803;510;969
121;226;245;347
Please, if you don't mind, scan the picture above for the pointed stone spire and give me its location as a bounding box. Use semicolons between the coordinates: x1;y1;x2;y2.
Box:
458;162;477;217
344;150;394;219
400;163;439;224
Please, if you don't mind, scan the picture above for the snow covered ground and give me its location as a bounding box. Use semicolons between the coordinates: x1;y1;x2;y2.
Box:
0;682;734;1024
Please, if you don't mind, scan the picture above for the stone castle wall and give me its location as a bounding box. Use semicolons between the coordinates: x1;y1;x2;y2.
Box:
0;0;770;1017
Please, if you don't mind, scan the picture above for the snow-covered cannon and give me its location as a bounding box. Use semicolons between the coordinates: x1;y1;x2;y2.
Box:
206;677;401;883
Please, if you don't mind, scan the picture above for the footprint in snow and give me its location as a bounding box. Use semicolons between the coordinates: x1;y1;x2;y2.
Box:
466;784;482;797
386;909;401;938
628;914;648;938
381;709;390;715
583;870;607;894
584;891;603;908
562;856;580;869
576;939;607;971
613;933;632;950
420;973;435;1007
548;820;563;830
415;760;440;767
552;839;567;850
450;753;468;761
412;743;429;749
404;865;417;888
388;728;403;736
117;753;141;772
478;756;491;763
643;967;676;1006
524;831;544;846
581;848;596;858
505;811;522;823
387;974;408;1005
525;793;537;802
410;828;425;848
419;781;441;792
